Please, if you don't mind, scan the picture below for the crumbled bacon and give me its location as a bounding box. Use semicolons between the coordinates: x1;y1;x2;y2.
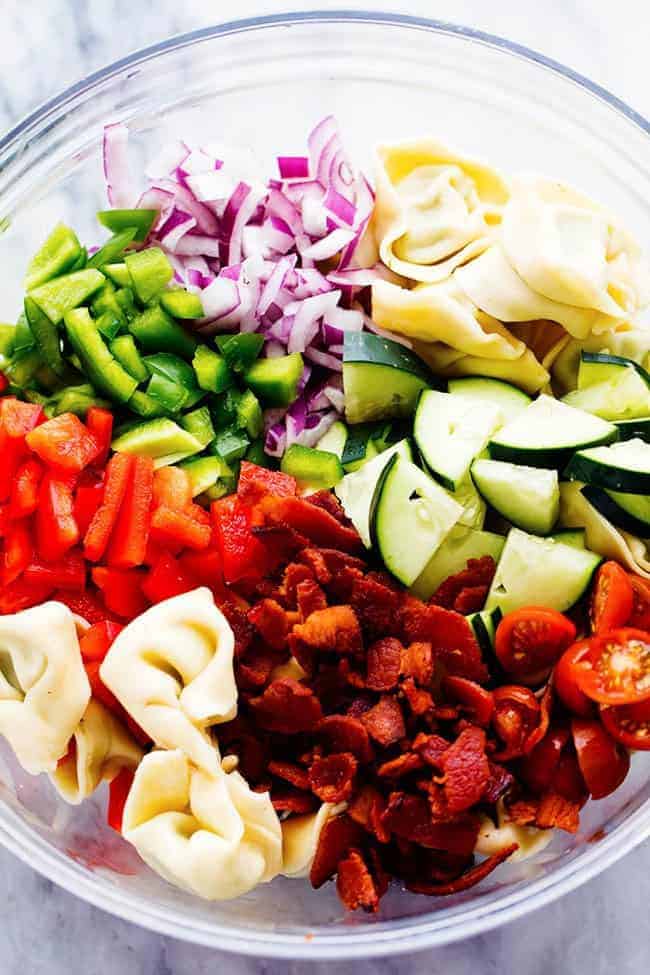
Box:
249;678;323;733
310;813;365;888
292;605;363;657
247;598;290;651
439;727;490;813
400;641;434;686
360;696;406;747
401;600;489;684
366;637;402;692
309;752;358;803
430;556;496;611
336;849;382;913
296;578;328;619
317;714;374;763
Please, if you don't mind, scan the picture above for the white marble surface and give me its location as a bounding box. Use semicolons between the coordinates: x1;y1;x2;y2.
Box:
1;1;650;972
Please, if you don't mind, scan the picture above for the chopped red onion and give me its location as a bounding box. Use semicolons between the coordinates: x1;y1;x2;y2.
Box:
277;156;310;179
103;123;135;209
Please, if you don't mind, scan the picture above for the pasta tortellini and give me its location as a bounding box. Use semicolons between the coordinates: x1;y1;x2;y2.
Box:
412;339;551;395
100;588;236;775
51;699;143;804
281;802;345;878
476;799;552;863
373;140;509;282
122;749;282;900
560;482;650;578
0;602;90;775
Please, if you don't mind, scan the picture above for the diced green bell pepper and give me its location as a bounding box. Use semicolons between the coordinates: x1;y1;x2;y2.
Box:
24;223;83;291
111;417;202;458
216;333;264;373
128;389;169;418
244;352;304;407
115;286;138;321
281;444;343;489
68;248;88;272
104;263;131;287
192;345;233;394
91;281;126;333
24;296;64;376
160;289;204;319
236;388;263;438
128;305;197;359
29;268;105;324
109;335;149;382
95;310;123;341
244;439;275;469
0;324;15;359
52;385;111;417
210;388;242;429
87;228;137;269
179;406;215;448
143;352;197;390
146;372;190;412
210;425;250;464
125;247;173;303
180;455;235;498
13;313;36;354
4;349;43;388
63;307;138;404
98;209;158;242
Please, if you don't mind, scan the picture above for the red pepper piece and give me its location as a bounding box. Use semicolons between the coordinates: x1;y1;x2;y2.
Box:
2;520;33;584
0;399;43;501
36;474;79;562
53;588;115;625
26;412;98;474
107;767;135;832
92;566;149;620
83;454;133;562
85;407;113;467
152;466;193;511
0;373;8;394
237;461;296;506
23;549;86;592
79;620;124;661
177;549;224;589
73;473;105;536
211;495;271;584
150;504;211;551
141;551;196;604
0;505;8;538
0;578;53;614
9;458;43;519
107;456;154;569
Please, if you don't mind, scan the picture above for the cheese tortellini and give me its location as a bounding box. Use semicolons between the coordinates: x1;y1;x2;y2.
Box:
122;749;282;900
412;338;551;395
476;800;552;863
51;699;143;804
373;140;509;282
0;602;90;775
100;588;237;776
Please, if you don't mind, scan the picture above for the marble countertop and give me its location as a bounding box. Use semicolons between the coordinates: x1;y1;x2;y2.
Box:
1;1;649;972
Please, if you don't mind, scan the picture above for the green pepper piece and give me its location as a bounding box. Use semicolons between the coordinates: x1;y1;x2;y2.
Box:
244;352;304;407
115;287;138;321
244;439;276;469
179;455;231;497
236;388;263;438
281;444;343;489
146;373;190;412
95;310;122;341
192;345;233;394
24;296;64;376
24;223;83;291
13;313;36;354
128;389;169;418
29;269;105;325
112;417;201;458
53;385;111;417
104;263;131;288
143;352;197;390
128;305;197;359
110;335;149;382
4;349;43;388
91;281;126;332
0;324;15;359
64;307;138;404
216;333;264;374
68;247;88;272
210;425;250;464
23;389;49;407
179;406;215;449
210;388;242;429
160;289;204;319
87;228;137;269
125;248;174;303
98;209;157;242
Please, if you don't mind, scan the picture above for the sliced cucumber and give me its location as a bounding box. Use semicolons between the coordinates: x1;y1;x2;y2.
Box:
467;608;502;657
489;394;618;468
485;527;602;615
563;367;650;420
471;458;559;535
371;455;463;586
447;377;531;423
615;417;650;442
578;352;650;389
316;420;347;459
411;526;505;600
451;477;487;531
549;529;586;549
414;390;502;491
335;440;412;549
343;332;433;423
581;484;650;537
565;438;650;494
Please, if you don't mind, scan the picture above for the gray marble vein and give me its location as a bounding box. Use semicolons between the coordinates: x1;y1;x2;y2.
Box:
1;1;650;972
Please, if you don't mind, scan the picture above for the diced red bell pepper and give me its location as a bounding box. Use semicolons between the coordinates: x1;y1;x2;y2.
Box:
23;549;86;592
85;407;113;467
152;466;193;511
0;578;54;614
211;495;271;584
0;506;7;538
83;454;133;562
178;548;223;588
107;456;154;569
79;620;124;661
150;505;211;551
92;566;149;619
26;412;98;474
237;461;296;505
2;521;34;585
52;588;116;625
36;474;79;562
0;399;43;502
9;458;43;519
0;373;8;394
73;473;105;536
107;767;135;832
84;658;150;746
141;551;196;604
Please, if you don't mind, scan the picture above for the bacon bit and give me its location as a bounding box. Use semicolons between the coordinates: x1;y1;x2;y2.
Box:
483;760;515;804
218;600;254;657
351;575;402;640
336;849;381;913
319;549;367;575
506;799;539;826
430;557;496;610
401;678;434;717
535;791;581;833
402;600;489;684
247;598;290;651
271;789;318;814
268;760;311;791
439;727;490;813
366;637;402;692
298;548;332;584
400;641;434;686
296;578;328;619
236;647;277;690
256;496;363;554
413;733;450;768
282;562;315;606
306;490;350;523
249;678;323;733
348;784;388;842
317;714;375;763
453;585;490;615
381;793;480;856
292;605;363;657
326;565;365;603
377;752;424;779
309;752;358;803
251;525;309;566
442;675;494;727
360;696;406;747
406;843;517;896
310;813;365;888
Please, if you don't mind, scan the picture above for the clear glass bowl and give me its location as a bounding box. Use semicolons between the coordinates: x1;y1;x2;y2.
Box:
0;10;649;960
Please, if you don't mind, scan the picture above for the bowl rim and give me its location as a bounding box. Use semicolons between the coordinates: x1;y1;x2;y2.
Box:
1;9;650;959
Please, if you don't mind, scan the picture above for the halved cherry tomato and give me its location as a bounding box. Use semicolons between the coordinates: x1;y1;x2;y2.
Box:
551;749;588;802
575;628;650;706
627;576;650;631
519;723;570;794
491;685;540;760
495;607;576;679
442;675;494;727
590;561;634;633
572;718;630;799
600;697;650;751
553;640;596;717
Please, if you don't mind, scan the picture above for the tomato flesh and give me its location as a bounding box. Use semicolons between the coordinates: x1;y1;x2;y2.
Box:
495;607;576;679
572;718;630;799
600;698;650;751
590;561;634;634
553;640;595;717
575;628;650;706
627;576;650;631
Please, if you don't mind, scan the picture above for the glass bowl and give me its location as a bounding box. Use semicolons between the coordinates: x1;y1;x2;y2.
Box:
0;10;649;960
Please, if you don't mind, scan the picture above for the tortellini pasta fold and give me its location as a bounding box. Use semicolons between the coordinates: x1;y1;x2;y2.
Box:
476;799;552;862
281;802;346;878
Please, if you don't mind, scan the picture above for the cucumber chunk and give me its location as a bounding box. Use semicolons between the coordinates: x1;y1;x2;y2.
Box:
335;440;412;549
467;608;502;658
371;455;463;586
447;377;531;423
614;417;650;442
489;394;618;468
581;484;650;536
578;352;650;389
485;527;602;615
179;456;229;497
563;367;650;420
414;390;502;491
411;526;505;600
471;458;559;535
316;420;348;459
343;332;433;424
549;529;586;549
565;438;650;494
